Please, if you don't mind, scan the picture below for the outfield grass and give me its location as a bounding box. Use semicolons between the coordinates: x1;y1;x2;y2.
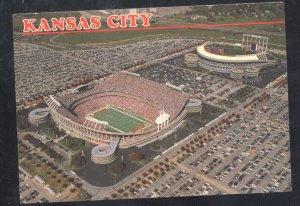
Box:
92;107;149;133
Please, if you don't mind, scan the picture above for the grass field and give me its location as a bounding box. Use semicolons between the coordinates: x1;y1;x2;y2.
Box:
20;154;70;193
92;106;151;133
59;136;85;151
53;25;286;46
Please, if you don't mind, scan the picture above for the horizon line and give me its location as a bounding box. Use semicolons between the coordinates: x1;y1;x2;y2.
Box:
21;20;285;35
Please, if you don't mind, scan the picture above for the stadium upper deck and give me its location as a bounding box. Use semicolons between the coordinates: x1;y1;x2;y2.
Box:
196;41;274;73
197;41;272;63
45;73;192;147
57;73;188;123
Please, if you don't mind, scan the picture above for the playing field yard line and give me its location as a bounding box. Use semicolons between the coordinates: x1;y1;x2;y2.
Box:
105;125;123;133
110;106;152;124
91;106;151;133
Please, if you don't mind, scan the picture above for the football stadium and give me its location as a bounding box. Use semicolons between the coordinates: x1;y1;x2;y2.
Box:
45;72;202;163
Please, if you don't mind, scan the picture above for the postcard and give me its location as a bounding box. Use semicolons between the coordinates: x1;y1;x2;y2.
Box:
14;2;290;203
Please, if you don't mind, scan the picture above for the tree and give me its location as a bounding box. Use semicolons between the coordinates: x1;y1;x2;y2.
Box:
75;182;82;188
129;188;135;193
47;162;53;167
68;177;75;183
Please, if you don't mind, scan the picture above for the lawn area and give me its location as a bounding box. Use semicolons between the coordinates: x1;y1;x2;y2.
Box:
41;126;66;139
59;136;85;151
92;106;149;133
20;154;70;193
61;187;89;202
42;128;55;138
53;26;285;47
18;142;30;160
54;29;171;45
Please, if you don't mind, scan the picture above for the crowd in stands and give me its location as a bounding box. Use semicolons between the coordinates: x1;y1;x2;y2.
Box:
55;73;188;130
74;95;158;122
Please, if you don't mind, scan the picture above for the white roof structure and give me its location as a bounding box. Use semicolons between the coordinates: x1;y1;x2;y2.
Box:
197;42;261;63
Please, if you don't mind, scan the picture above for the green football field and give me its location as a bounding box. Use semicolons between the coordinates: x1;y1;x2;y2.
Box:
92;107;151;133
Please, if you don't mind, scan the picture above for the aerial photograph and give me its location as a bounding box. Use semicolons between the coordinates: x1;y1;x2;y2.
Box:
13;2;291;204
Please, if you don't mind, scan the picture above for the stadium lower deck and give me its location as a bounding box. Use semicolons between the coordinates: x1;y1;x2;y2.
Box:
44;72;190;147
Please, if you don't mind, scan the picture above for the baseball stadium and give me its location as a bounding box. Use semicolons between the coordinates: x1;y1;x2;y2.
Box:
45;72;202;163
196;34;276;76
